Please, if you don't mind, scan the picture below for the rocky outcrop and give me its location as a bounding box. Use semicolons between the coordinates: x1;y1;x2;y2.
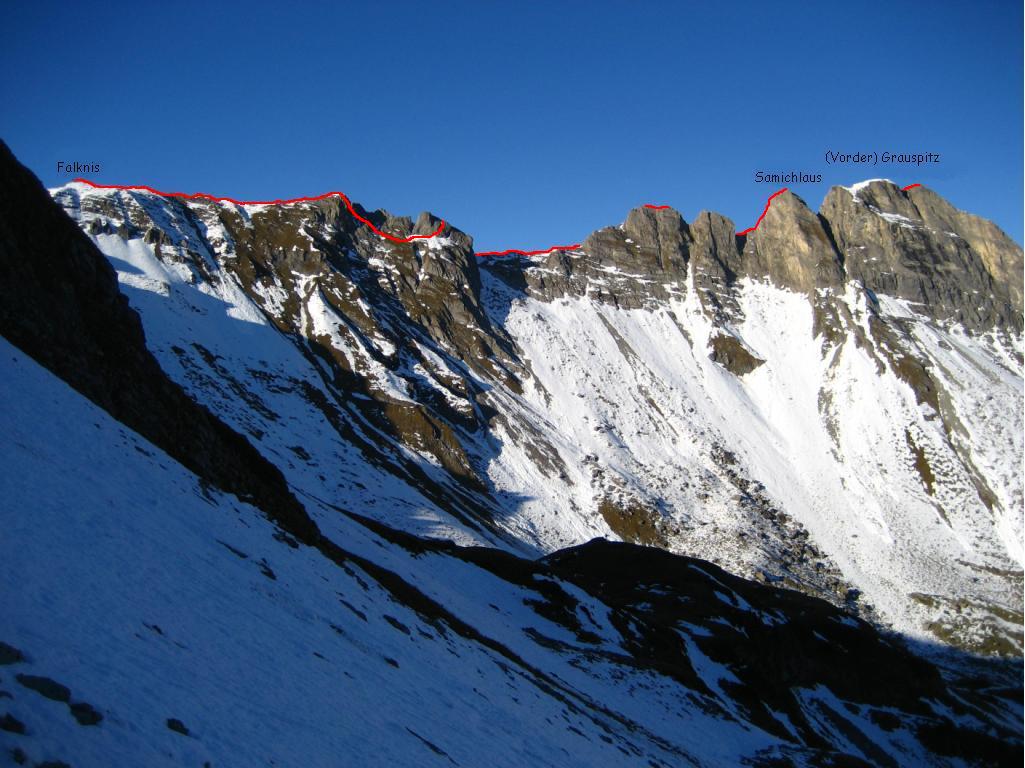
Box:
617;205;690;273
509;191;849;312
708;332;764;375
820;180;1023;332
501;182;1022;336
689;210;743;321
522;206;690;309
740;189;844;293
370;213;526;388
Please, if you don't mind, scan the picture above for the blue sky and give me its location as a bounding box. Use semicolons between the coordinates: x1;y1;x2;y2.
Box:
2;1;1021;249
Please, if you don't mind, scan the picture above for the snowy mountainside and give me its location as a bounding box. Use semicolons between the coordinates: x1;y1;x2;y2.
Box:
46;176;1024;656
2;339;1019;767
486;272;1022;653
0;139;1021;766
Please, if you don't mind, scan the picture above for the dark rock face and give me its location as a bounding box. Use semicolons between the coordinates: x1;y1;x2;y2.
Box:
544;540;946;712
533;539;1019;765
0;140;316;543
820;180;1023;332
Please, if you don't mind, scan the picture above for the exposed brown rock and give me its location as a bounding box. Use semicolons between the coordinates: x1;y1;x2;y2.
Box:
522;206;690;309
498;182;1021;338
820;180;1023;332
741;189;844;293
689;210;743;320
597;498;670;548
708;333;764;376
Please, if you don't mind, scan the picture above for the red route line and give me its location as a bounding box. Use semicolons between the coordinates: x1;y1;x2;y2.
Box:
736;188;789;237
734;182;921;237
71;178;446;244
70;178;920;259
485;192;786;257
476;244;582;258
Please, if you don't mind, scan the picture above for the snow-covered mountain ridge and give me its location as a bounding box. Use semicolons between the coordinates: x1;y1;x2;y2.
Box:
37;172;1021;663
41;171;1024;657
1;139;1022;765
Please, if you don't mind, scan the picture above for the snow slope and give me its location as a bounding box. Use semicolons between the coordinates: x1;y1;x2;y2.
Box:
481;268;1023;650
7;338;993;766
0;339;746;767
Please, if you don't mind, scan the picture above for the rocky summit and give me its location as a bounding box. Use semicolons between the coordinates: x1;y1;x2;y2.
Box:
1;138;1022;767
